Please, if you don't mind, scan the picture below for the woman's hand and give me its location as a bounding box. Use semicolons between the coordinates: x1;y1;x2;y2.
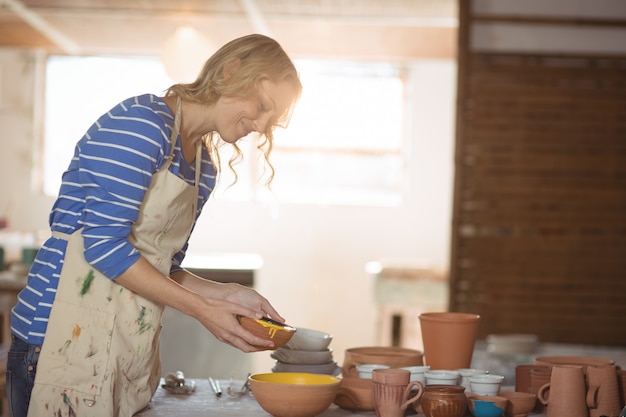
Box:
192;295;279;352
116;260;286;352
219;282;285;323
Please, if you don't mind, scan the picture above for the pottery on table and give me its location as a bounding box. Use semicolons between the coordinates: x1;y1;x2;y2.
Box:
534;355;615;370
285;327;333;351
238;316;296;350
467;394;508;417
272;360;341;376
458;369;489;391
418;384;467;417
529;366;552;413
419;312;480;370
618;368;626;409
425;370;461;386
538;365;588;417
514;364;536;394
356;364;389;379
372;368;424;417
333;377;374;411
271;347;333;365
248;372;340;417
342;346;424;378
586;364;622;417
401;365;431;384
469;374;505;396
499;391;537;417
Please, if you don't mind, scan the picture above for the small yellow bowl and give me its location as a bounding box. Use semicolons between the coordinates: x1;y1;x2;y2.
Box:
238;316;296;350
249;372;341;417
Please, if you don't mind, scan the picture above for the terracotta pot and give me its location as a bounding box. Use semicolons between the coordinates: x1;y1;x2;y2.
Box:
618;368;626;408
334;377;374;411
514;364;536;394
342;346;424;378
587;364;622;417
529;366;551;413
538;365;588;417
418;312;480;370
499;391;537;417
419;384;467;417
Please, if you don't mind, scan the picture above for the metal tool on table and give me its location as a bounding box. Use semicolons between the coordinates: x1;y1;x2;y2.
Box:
227;373;251;397
162;371;196;395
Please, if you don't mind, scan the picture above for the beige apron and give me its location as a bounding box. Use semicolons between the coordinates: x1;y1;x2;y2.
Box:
28;98;201;417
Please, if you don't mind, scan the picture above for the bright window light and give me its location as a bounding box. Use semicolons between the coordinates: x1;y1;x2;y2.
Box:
43;56;406;206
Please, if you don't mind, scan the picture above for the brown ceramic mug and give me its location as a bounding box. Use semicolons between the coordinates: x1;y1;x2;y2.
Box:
538;365;588;417
372;368;423;417
587;364;622;417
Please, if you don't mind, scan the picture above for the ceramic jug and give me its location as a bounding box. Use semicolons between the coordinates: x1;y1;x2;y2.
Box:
538;364;588;417
587;364;622;417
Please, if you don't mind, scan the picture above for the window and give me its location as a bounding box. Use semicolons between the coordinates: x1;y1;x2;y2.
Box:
43;56;406;206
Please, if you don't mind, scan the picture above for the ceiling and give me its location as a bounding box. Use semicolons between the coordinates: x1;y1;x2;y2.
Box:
0;0;458;60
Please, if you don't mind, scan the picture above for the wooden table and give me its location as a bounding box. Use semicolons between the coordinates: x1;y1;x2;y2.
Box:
135;378;377;417
135;379;545;417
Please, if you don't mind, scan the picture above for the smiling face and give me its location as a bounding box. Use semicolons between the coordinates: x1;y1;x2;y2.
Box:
213;78;297;144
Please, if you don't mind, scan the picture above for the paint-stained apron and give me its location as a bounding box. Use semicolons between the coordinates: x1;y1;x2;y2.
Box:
28;98;201;417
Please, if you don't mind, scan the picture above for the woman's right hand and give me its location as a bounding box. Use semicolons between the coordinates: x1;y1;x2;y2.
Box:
192;295;277;352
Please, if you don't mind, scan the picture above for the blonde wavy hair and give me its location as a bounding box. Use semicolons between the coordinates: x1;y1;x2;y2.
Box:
165;33;302;185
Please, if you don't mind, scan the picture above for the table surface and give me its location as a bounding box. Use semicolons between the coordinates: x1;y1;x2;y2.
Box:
134;379;545;417
135;378;379;417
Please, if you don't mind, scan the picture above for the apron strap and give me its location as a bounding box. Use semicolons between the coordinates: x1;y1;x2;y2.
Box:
52;230;72;241
161;97;182;171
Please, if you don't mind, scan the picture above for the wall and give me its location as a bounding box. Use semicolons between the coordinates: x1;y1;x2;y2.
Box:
0;49;456;375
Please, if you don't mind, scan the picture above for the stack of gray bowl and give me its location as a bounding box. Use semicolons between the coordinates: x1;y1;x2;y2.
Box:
271;327;341;376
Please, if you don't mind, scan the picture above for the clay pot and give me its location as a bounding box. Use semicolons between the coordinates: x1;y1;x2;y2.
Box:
587;364;622;417
538;365;588;417
529;365;551;413
334;377;374;411
618;368;626;409
419;312;480;370
514;364;536;394
534;356;615;370
342;346;424;378
419;384;467;417
499;391;537;417
238;316;296;350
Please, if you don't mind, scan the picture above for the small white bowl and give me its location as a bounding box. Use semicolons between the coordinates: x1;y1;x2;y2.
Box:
285;328;333;351
458;368;489;390
424;370;460;385
356;364;390;379
401;365;430;384
469;374;505;396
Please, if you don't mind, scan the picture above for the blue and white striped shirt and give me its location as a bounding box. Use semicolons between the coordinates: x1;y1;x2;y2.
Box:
11;94;216;345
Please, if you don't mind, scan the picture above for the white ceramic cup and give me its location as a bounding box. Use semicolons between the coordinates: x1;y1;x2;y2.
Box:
401;365;431;384
356;364;390;379
457;368;489;391
424;370;460;385
469;374;504;395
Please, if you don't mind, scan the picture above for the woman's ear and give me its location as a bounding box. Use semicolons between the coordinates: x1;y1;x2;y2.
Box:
223;58;241;80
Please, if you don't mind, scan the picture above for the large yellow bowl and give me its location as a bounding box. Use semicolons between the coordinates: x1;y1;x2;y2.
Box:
249;372;341;417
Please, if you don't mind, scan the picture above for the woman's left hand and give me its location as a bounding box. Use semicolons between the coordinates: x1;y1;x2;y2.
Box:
219;282;285;323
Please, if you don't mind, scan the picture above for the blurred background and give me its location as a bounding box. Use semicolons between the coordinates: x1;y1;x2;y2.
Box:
0;0;624;384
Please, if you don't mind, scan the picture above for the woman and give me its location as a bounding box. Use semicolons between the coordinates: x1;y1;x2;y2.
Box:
7;33;302;417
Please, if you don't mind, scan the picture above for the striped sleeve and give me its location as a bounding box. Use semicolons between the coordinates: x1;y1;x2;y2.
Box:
77;99;172;278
